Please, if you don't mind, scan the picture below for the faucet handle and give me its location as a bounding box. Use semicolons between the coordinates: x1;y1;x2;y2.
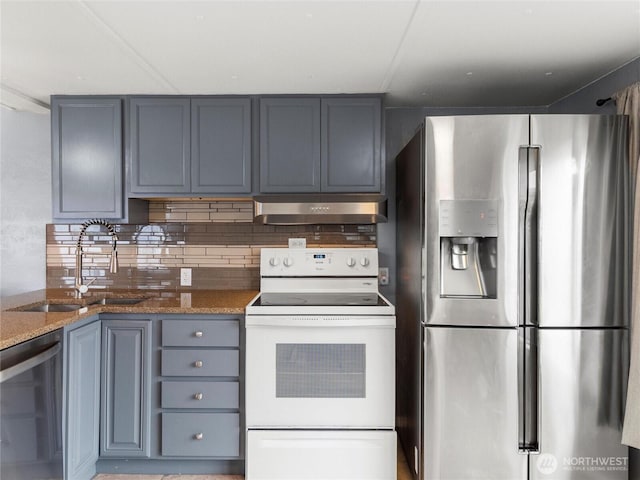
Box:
77;278;97;294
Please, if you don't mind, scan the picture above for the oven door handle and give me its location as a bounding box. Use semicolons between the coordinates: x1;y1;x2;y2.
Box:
0;342;61;383
245;316;395;328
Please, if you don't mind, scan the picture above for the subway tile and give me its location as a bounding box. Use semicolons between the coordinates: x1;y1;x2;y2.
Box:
169;202;211;210
184;247;206;255
206;247;252;256
164;212;187;221
187;212;211;221
193;257;230;265
47;215;375;289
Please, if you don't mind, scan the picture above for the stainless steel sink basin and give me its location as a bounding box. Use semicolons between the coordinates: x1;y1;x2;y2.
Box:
20;303;86;313
90;298;146;306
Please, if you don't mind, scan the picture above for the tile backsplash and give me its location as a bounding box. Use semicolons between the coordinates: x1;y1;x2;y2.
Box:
46;200;376;290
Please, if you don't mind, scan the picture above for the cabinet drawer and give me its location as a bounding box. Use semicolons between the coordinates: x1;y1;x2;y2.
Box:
162;381;239;409
161;412;239;457
161;350;239;377
162;319;239;347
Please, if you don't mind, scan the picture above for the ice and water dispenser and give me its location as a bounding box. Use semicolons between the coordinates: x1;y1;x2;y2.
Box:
439;200;498;298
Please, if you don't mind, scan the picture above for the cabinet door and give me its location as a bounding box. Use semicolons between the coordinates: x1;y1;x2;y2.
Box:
101;320;152;458
129;97;190;193
65;319;101;480
260;98;321;192
192;98;252;193
52;97;123;219
321;97;381;192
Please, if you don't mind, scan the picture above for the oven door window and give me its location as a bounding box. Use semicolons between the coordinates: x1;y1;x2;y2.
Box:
246;320;395;428
276;344;365;398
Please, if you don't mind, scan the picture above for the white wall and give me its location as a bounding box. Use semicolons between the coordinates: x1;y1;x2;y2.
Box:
0;107;51;298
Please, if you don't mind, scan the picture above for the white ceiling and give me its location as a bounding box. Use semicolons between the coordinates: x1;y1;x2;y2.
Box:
1;0;639;113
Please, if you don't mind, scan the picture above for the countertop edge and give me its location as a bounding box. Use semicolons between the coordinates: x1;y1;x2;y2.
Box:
1;289;258;350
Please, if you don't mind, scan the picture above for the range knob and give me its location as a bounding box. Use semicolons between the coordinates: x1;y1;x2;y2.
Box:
269;257;280;266
283;257;293;267
360;257;370;267
346;257;356;267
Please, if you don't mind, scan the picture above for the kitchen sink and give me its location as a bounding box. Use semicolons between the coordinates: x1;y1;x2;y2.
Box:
19;303;86;313
90;298;146;306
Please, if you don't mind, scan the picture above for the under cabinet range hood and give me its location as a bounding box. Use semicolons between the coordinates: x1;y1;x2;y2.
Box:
253;194;387;225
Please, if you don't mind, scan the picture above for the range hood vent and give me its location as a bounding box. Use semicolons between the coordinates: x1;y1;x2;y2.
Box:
253;194;387;225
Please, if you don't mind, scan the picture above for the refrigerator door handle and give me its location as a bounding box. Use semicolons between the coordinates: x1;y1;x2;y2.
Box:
517;145;540;454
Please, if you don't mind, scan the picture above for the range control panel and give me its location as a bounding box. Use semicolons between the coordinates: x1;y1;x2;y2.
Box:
260;248;378;276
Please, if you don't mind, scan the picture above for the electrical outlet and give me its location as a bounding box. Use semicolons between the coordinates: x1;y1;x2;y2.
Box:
379;267;389;286
180;292;192;308
288;238;306;249
180;268;192;287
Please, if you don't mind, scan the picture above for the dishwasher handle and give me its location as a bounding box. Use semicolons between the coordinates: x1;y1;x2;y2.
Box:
0;342;61;383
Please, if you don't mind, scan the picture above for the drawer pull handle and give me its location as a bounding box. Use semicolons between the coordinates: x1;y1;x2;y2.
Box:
194;433;204;440
194;360;203;368
194;392;204;400
194;331;204;338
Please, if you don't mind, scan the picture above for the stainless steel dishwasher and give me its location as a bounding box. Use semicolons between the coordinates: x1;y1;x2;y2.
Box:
1;329;63;480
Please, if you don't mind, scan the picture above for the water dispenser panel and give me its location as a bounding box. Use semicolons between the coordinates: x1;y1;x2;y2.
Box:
439;200;498;237
439;200;498;299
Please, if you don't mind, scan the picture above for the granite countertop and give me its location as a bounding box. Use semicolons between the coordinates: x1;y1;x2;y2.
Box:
0;288;259;350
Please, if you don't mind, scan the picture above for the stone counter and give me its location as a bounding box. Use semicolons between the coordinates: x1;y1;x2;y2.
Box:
0;288;259;349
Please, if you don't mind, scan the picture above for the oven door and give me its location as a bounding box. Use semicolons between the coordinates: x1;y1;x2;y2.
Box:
245;315;395;428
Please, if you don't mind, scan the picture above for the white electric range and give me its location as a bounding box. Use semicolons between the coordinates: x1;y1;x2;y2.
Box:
245;247;397;480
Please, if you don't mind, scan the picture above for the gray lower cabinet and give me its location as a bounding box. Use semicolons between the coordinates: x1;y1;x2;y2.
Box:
51;97;123;220
160;317;242;459
161;413;240;457
129;97;191;194
64;317;101;480
100;319;152;458
259;96;382;193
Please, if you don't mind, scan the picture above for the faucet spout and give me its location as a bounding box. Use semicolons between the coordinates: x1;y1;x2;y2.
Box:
75;219;119;297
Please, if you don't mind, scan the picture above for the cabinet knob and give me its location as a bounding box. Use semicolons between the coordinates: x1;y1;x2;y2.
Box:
194;392;204;400
194;331;204;338
194;433;204;440
194;360;203;368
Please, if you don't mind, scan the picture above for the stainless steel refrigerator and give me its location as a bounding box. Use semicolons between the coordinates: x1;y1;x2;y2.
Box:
395;115;631;480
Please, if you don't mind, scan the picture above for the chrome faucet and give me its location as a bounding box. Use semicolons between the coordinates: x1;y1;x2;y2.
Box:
75;219;119;297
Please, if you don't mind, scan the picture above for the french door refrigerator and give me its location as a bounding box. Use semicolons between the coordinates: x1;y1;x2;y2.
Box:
396;115;630;480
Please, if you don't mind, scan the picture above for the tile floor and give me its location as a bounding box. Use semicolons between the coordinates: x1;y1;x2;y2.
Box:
93;445;414;480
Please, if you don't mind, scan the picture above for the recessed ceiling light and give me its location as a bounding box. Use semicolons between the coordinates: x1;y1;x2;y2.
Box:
466;72;473;77
545;72;553;76
421;92;428;96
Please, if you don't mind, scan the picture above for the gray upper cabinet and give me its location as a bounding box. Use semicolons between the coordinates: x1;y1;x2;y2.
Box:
321;97;381;192
259;96;382;193
52;97;123;219
101;319;152;458
129;97;191;194
192;98;252;193
129;97;252;196
260;98;321;192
